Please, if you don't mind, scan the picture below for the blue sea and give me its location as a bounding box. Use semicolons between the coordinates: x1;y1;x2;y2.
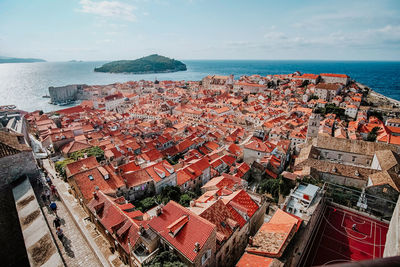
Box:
0;60;399;112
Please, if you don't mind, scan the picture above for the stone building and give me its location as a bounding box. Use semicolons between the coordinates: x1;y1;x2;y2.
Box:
306;113;321;139
87;190;159;266
202;75;234;91
49;84;84;104
148;201;217;267
105;93;124;111
0;130;38;185
320;73;350;85
295;135;400;189
314;83;342;102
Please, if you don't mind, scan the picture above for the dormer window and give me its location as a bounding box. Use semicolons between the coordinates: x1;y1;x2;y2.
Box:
154;167;166;178
88;175;94;180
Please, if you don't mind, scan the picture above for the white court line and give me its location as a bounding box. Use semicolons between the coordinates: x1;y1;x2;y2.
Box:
319;243;352;261
379;224;381;257
337;207;388;228
343;227;368;240
373;222;376;258
350;215;366;224
311;204;330;265
323;235;374;257
340;213;372;240
322;212;386;246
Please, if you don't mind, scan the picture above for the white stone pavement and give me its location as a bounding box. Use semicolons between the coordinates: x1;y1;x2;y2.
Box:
42;159;114;267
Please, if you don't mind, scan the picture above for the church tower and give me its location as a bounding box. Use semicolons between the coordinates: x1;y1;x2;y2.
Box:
307;113;321;139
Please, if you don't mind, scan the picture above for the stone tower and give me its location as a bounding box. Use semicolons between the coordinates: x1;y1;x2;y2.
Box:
307;113;321;139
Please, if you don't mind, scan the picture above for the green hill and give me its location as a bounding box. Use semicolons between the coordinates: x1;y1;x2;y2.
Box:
94;54;187;74
0;56;46;64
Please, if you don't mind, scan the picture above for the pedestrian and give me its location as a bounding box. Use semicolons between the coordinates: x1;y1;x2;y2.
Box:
50;202;57;216
56;227;64;241
46;176;52;186
53;216;61;228
45;189;51;202
41;192;47;203
352;223;357;231
50;184;58;198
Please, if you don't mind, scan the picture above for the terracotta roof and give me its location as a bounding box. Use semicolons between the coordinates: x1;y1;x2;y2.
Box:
145;160;175;183
66;156;99;177
148;201;216;263
246;209;301;258
236;253;278;267
87;191;143;254
0;130;31;158
123;169;152;188
221;189;259;218
62;141;92;155
368;171;400;192
312;135;400;156
72;167;115;202
320;73;349;78
198;200;240;244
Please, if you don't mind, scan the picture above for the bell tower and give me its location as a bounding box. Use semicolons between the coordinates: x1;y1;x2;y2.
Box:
307;113;320;139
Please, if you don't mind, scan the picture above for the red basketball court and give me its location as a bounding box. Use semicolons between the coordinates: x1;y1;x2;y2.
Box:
306;204;389;266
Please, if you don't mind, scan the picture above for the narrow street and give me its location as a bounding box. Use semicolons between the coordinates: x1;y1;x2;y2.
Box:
34;169;102;267
41;159;124;267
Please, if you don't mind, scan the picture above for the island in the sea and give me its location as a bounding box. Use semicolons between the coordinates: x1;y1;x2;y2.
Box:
0;56;46;64
94;54;187;74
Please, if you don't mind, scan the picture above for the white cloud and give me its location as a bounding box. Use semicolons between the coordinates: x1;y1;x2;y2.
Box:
78;0;137;22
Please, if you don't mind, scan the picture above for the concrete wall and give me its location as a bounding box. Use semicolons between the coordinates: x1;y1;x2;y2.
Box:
384;196;400;257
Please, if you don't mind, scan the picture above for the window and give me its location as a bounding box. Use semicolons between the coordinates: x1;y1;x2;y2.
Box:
88;175;94;180
201;249;211;265
352;156;356;162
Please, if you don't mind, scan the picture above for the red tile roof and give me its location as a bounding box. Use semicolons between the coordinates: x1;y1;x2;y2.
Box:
221;189;259;218
62;141;92;155
320;73;349;78
148;201;216;263
236;253;276;267
87;191;143;254
198;200;240;243
66;156;99;177
145;160;175;183
73;167;115;202
122;169;152;188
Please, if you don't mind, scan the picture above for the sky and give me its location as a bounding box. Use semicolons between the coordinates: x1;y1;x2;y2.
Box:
0;0;399;61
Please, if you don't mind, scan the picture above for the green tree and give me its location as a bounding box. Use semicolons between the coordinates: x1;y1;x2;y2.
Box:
55;158;75;178
144;251;186;267
179;194;193;207
367;126;380;142
70;146;104;161
156;186;182;204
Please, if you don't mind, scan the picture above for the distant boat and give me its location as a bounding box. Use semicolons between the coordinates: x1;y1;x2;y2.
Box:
42;94;50;98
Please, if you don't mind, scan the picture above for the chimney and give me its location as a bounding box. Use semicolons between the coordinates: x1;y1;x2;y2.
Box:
190;200;195;207
194;242;200;252
138;225;145;235
156;206;163;216
93;191;98;200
